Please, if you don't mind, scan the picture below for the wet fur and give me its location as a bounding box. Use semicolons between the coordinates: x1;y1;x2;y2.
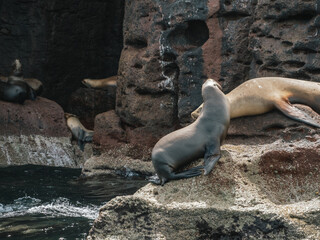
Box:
65;113;94;151
151;79;230;185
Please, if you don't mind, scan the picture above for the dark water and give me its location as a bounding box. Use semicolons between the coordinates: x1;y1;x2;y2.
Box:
0;165;148;240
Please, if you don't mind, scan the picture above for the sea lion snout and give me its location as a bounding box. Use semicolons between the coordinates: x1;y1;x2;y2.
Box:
202;79;222;91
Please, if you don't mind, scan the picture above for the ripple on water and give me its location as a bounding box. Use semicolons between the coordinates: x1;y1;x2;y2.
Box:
0;165;148;239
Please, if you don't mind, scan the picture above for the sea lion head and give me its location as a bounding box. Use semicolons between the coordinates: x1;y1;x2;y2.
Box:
201;78;222;100
81;79;92;88
64;113;77;119
11;59;22;76
191;79;222;120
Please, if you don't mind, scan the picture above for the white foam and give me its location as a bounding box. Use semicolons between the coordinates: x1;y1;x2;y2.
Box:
0;196;101;220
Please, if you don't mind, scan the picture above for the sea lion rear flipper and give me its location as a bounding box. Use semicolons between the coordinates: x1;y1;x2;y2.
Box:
168;166;203;185
275;100;320;128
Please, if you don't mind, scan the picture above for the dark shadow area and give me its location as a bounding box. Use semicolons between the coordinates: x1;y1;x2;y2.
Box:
0;0;125;109
168;20;209;52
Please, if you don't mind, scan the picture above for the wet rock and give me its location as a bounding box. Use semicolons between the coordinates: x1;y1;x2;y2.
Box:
88;139;320;240
0;97;86;167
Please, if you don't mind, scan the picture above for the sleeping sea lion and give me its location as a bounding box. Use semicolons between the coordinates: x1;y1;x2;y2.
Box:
151;79;230;185
0;81;29;104
191;77;320;128
6;59;41;98
65;113;94;151
82;76;117;89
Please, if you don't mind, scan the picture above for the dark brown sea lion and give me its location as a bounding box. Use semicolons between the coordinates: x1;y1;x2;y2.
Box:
151;79;230;185
191;77;320;128
0;81;29;104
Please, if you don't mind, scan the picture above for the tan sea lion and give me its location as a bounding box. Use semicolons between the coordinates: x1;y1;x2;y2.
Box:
191;77;320;128
65;113;94;151
150;79;230;185
82;75;117;89
24;78;43;96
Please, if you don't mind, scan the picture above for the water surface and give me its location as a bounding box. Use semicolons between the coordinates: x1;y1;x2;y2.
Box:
0;165;148;239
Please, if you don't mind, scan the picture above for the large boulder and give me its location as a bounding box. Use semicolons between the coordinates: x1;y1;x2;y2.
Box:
0;97;86;167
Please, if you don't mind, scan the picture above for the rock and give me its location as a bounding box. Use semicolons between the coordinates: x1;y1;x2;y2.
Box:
0;97;69;137
90;110;174;163
67;86;116;129
227;108;320;144
82;149;154;178
0;97;87;167
115;0;320;131
88;139;320;240
93;110;126;148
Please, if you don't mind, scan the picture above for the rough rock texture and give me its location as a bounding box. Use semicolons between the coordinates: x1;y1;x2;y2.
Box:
0;97;69;137
0;98;88;167
93;110;126;148
88;139;320;240
0;0;124;109
67;86;116;129
115;0;320;133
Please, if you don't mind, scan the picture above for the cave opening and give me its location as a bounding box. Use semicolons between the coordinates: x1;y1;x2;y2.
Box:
167;20;209;52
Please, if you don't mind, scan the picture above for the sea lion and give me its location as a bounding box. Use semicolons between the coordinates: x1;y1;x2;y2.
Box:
65;113;94;151
0;81;28;104
82;76;117;89
191;77;320;128
24;78;43;96
6;59;42;98
151;79;230;185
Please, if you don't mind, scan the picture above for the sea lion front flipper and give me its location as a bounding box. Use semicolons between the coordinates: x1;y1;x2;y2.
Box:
203;143;221;175
275;100;320;128
148;175;162;185
78;139;85;151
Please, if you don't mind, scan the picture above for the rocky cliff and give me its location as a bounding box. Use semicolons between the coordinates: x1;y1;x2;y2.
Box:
0;98;89;167
87;0;320;239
